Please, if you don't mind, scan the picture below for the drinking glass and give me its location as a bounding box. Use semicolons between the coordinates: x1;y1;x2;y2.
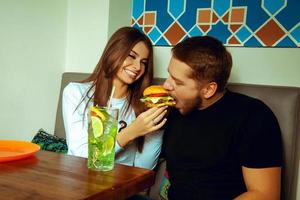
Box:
88;106;118;171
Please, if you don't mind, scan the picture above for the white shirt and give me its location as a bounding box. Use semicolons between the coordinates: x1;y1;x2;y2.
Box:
62;82;163;169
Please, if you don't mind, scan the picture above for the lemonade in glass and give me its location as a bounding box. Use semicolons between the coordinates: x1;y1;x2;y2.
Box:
88;106;118;171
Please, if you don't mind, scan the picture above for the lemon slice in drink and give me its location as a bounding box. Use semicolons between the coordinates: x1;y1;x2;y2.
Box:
90;106;106;121
103;136;114;156
91;116;103;138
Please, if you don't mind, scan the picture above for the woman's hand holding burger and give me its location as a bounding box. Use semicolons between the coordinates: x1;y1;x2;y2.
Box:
117;85;175;148
117;106;167;148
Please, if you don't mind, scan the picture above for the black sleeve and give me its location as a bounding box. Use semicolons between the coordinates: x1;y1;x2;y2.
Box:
238;100;283;168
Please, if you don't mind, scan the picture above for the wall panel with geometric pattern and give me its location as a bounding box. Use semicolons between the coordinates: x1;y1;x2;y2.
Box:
131;0;300;47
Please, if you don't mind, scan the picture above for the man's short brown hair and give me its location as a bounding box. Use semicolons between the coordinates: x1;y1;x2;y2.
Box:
172;36;232;92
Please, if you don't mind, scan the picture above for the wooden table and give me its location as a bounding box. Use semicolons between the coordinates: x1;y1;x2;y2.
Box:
0;151;155;200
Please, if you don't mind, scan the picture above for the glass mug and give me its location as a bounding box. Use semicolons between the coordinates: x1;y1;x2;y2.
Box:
87;106;118;171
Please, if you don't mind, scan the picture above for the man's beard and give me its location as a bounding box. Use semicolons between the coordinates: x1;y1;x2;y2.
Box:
178;96;203;115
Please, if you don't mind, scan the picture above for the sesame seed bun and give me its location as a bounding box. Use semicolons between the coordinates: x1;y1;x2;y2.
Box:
143;85;168;96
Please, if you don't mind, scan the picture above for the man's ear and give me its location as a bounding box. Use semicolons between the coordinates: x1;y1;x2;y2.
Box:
201;82;218;99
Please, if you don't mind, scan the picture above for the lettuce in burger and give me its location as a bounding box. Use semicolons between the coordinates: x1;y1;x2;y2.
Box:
140;85;175;108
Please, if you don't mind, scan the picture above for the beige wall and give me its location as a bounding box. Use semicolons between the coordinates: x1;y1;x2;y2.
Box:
65;0;109;72
108;0;132;38
0;0;110;140
0;0;67;140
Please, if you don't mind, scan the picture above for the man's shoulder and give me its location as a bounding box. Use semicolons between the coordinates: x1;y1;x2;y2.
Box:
227;90;275;117
227;90;267;107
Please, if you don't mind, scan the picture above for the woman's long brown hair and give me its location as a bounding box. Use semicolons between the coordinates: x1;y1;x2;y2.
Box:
81;27;153;152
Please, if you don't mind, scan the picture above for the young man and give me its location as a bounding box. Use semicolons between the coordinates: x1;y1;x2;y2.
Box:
162;36;282;200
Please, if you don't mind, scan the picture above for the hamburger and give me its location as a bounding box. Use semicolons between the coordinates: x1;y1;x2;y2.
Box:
140;85;176;108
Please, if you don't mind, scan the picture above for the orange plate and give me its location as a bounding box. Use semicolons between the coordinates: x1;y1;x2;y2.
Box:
0;140;40;162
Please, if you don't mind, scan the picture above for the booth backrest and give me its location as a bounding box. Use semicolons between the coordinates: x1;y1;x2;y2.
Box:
55;72;300;200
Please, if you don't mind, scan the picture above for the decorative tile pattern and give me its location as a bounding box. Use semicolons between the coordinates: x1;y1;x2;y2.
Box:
131;0;300;47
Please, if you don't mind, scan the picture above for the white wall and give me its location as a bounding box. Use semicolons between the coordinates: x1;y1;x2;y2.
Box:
108;0;132;38
65;0;110;73
0;0;110;141
0;0;67;140
153;47;300;87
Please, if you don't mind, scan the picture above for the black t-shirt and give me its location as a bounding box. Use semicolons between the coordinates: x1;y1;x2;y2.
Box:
162;90;282;200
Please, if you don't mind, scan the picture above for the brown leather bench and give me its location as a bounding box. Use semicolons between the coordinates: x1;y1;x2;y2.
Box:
55;72;300;200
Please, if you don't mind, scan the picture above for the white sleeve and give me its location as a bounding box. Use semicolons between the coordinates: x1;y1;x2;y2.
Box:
62;83;88;158
115;140;124;154
133;130;164;170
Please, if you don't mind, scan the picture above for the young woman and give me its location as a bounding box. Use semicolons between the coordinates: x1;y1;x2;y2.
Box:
62;27;167;170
